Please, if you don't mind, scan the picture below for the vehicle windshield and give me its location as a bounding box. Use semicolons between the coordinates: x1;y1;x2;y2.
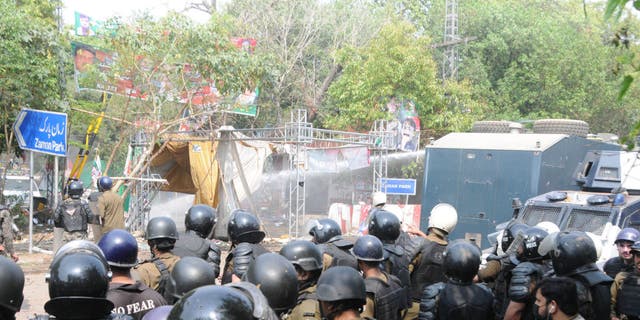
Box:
564;208;611;235
4;178;31;192
520;205;563;226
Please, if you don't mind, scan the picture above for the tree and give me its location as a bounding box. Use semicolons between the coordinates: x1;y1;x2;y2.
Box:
225;0;383;126
322;20;442;131
0;0;63;155
71;12;267;180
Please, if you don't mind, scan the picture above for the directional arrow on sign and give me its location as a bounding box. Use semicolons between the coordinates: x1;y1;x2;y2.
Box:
13;108;68;157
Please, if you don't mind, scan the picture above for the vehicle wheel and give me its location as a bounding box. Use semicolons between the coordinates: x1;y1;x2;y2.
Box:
471;121;515;133
532;119;589;137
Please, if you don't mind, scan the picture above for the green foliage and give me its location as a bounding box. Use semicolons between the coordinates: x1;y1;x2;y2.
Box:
225;0;383;127
0;0;63;154
323;20;441;131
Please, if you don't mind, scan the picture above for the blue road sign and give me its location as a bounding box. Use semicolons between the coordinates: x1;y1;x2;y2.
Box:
13;108;67;156
380;178;417;195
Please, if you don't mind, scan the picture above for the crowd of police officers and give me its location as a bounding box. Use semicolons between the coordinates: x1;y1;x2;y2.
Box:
1;182;640;320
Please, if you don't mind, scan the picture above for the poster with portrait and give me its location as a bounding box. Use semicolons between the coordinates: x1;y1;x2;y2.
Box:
74;12;102;37
386;99;420;152
72;41;259;116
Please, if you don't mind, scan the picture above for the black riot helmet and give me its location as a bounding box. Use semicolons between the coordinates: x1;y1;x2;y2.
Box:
0;256;24;313
443;239;482;284
146;216;179;240
316;266;366;304
97;229;138;268
519;226;549;262
44;251;114;319
244;253;299;313
279;240;323;271
227;209;265;244
97;176;113;191
168;285;253;320
185;204;217;238
538;231;597;276
54;240;110;271
368;209;401;243
168;257;217;300
502;222;529;251
351;235;385;262
67;180;84;199
309;218;343;244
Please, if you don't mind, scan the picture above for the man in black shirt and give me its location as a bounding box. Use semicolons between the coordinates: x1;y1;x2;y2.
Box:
98;229;167;319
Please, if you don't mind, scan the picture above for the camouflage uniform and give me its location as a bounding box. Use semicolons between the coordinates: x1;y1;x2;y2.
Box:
0;208;16;260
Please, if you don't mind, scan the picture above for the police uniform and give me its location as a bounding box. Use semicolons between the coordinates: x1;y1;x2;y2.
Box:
604;256;634;279
221;242;269;284
477;254;518;320
319;238;358;271
133;252;180;291
107;282;167;320
172;230;221;277
54;198;92;241
98;189;124;236
362;271;409;320
568;264;612;320
611;271;640;320
406;232;447;319
420;282;494;320
286;284;321;320
0;208;15;259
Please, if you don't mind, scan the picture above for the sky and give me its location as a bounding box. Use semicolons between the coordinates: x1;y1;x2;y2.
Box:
62;0;214;25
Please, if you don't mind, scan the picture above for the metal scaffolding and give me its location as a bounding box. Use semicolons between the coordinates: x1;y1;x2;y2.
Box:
443;0;460;80
127;109;396;238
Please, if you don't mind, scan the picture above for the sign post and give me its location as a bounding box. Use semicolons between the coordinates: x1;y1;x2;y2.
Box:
13;108;67;253
379;178;417;195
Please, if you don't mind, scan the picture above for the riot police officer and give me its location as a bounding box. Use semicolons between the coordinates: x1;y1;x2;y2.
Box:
308;218;357;270
279;240;323;320
477;221;528;320
419;240;494;320
172;204;221;277
98;229;167;320
316;266;368;320
166;256;216;304
604;228;640;278
221;209;269;284
352;235;409;320
0;255;24;320
0;205;18;261
406;203;458;319
368;210;411;293
610;240;640;320
97;176;125;237
168;285;254;320
244;252;299;317
43;249;130;320
225;280;280;320
538;231;612;320
134;216;181;300
504;226;551;320
54;180;92;243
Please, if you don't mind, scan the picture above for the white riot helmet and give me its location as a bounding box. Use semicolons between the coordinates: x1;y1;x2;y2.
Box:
428;203;458;234
372;192;387;208
535;221;560;234
585;232;603;260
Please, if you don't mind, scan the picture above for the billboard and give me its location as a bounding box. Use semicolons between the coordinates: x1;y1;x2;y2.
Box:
386;99;420;152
